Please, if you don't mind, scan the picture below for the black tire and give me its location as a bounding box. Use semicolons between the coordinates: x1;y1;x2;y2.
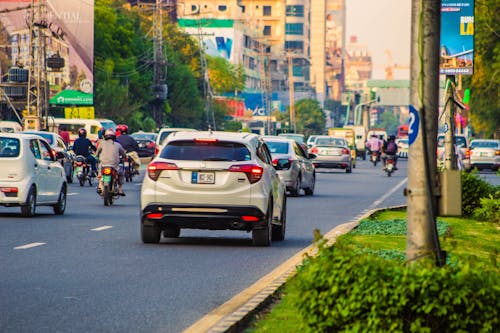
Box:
290;175;301;197
79;177;84;186
103;185;110;206
21;187;36;217
88;175;93;186
304;174;315;196
362;152;366;160
141;224;161;244
346;164;352;173
272;196;286;241
252;201;272;246
163;226;180;238
53;186;67;215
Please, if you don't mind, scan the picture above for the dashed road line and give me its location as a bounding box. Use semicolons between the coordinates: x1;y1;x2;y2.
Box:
14;242;46;250
67;192;79;196
91;226;113;231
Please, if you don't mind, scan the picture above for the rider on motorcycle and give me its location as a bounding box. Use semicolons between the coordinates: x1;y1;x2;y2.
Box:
365;134;382;160
116;124;141;174
96;128;127;196
72;128;97;176
381;135;399;170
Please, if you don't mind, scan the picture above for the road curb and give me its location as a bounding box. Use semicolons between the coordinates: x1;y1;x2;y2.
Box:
183;204;407;333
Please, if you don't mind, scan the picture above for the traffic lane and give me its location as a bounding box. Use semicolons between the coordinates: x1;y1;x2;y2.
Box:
0;163;408;333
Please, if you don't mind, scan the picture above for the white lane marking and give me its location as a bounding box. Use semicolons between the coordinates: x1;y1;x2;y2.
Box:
14;242;46;250
135;183;142;186
91;226;113;231
67;193;79;196
369;177;408;209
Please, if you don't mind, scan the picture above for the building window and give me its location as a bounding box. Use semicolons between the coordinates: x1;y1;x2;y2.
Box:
286;5;304;17
240;5;245;13
263;6;272;16
218;5;227;12
285;41;304;52
263;26;271;36
285;23;303;35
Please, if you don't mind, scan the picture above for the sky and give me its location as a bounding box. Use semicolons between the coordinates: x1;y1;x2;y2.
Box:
345;0;412;80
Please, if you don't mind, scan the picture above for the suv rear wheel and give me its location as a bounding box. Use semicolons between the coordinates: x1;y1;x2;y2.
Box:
141;224;161;244
272;196;286;241
252;201;272;246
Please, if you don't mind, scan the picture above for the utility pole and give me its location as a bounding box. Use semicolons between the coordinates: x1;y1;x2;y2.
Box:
151;0;168;129
406;0;445;266
287;51;295;133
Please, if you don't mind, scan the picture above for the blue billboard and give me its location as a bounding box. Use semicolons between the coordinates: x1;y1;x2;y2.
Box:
440;0;474;75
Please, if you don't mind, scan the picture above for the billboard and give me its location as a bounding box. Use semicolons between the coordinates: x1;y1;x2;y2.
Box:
0;0;94;99
440;0;474;75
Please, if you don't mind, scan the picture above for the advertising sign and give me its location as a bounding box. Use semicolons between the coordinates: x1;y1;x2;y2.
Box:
440;0;474;75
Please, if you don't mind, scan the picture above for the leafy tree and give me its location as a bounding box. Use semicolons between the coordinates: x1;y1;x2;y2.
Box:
466;0;500;137
376;111;399;135
207;56;245;95
286;99;326;136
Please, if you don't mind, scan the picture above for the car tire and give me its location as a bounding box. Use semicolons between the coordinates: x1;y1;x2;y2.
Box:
141;224;161;244
272;196;286;241
163;226;180;238
346;164;352;173
53;185;67;215
304;174;315;196
103;185;111;206
253;200;272;246
21;186;36;217
290;176;301;197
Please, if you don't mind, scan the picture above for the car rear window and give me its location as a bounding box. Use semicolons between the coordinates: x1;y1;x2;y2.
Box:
266;141;289;154
316;138;345;146
25;132;53;144
160;140;251;161
471;141;499;149
0;137;20;157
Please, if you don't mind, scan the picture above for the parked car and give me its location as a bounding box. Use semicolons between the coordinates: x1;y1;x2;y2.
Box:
263;136;316;196
468;139;500;171
22;130;74;183
155;127;197;155
0;133;67;217
141;131;287;246
397;138;409;158
309;136;353;173
131;132;157;158
437;134;471;170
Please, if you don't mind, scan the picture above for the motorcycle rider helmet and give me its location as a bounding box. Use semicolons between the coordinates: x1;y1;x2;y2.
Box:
104;128;116;140
78;127;87;138
389;135;396;141
116;124;128;135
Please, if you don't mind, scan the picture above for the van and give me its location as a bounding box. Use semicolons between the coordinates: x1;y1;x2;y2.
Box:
0;121;23;133
47;118;117;143
344;125;367;159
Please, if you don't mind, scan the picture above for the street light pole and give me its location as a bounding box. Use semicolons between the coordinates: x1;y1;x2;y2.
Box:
288;52;295;133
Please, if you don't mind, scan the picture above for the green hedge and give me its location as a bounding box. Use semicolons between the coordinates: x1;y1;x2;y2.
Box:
461;171;497;216
290;243;499;333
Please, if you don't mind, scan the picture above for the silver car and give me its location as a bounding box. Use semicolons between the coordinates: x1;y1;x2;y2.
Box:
263;136;316;196
309;136;353;173
469;139;500;171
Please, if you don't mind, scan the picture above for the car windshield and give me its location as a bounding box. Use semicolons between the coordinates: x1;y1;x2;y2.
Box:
132;133;156;141
0;137;20;157
265;141;289;154
316;138;345;146
471;141;499;149
160;140;251;161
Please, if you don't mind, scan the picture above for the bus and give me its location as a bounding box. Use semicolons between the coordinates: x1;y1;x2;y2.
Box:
397;124;409;138
47;118;116;143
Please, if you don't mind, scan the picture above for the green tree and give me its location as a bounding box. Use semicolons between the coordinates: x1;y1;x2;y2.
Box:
376;111;399;135
466;0;500;137
292;99;326;136
207;56;245;95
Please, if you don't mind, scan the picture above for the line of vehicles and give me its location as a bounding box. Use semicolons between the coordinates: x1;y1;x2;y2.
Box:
1;119;498;246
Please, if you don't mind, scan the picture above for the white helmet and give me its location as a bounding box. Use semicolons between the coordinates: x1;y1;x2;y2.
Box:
104;128;116;140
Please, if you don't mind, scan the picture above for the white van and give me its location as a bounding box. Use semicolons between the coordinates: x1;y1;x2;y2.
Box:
47;118;117;143
0;121;23;133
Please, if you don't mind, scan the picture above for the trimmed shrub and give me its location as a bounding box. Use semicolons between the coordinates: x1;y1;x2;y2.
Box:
461;170;496;216
473;194;500;223
290;243;499;333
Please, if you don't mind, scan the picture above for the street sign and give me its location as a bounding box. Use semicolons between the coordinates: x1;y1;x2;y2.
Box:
408;105;419;146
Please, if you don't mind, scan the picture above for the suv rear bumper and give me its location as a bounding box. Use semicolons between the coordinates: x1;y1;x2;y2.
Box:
141;203;267;231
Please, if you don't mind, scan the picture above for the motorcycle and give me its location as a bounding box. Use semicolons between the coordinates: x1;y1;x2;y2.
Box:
370;150;379;166
99;165;120;206
74;155;94;186
385;155;396;177
123;154;138;182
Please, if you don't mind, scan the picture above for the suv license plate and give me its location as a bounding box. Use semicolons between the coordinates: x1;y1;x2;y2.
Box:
192;171;215;184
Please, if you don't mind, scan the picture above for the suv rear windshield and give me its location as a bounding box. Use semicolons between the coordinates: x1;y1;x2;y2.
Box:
0;137;20;157
160;140;251;161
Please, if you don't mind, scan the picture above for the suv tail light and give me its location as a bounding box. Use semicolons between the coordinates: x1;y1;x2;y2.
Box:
147;161;179;181
229;164;264;184
495;150;500;156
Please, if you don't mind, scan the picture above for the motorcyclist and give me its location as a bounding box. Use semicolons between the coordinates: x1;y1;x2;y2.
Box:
96;128;127;196
365;134;382;160
381;135;399;170
116;124;141;174
72;128;97;176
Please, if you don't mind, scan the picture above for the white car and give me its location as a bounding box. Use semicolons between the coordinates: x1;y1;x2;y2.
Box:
141;131;287;246
0;133;67;217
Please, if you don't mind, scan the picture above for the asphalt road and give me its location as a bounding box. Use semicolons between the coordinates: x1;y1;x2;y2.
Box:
3;158;495;333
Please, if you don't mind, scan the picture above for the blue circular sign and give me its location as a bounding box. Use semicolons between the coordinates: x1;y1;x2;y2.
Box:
408;105;419;146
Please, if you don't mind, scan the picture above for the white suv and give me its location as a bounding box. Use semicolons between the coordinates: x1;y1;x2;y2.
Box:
140;131;287;246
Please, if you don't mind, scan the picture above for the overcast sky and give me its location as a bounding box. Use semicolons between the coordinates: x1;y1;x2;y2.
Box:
345;0;412;80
